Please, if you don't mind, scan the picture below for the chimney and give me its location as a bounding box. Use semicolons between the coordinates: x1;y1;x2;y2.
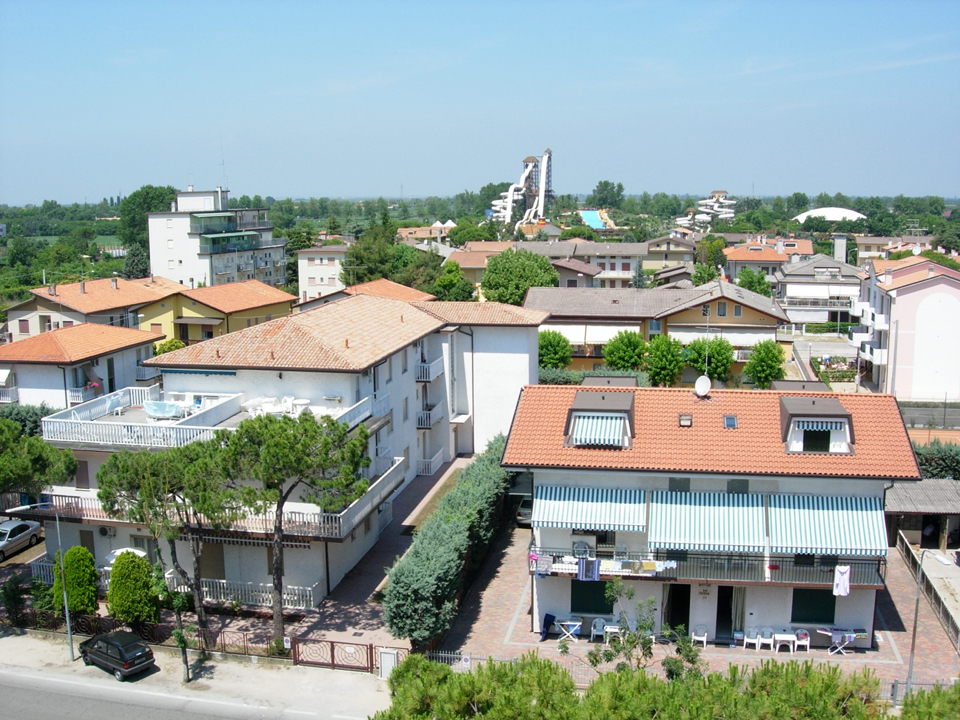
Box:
833;234;847;263
216;349;221;358
776;238;784;254
187;185;194;192
111;277;118;289
80;281;85;294
48;283;55;295
928;264;936;278
170;201;176;212
345;338;349;348
884;269;893;284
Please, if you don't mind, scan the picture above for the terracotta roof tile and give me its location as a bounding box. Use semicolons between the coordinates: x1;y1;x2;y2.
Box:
501;385;919;480
412;302;549;326
146;294;443;372
551;258;602;275
464;241;516;252
447;250;498;268
0;323;158;364
723;245;788;262
343;278;435;302
29;276;182;314
878;267;960;291
179;280;297;314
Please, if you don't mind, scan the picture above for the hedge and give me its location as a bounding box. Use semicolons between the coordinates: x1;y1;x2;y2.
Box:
804;322;857;335
383;435;512;648
0;403;56;436
539;366;651;387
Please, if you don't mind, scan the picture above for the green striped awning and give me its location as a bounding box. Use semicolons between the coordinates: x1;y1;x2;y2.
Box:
648;492;765;553
768;495;887;556
570;414;625;447
532;486;646;532
795;420;845;431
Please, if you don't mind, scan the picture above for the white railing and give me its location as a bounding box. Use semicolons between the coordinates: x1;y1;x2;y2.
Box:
416;449;444;476
416;358;444;383
333;396;372;428
338;457;405;536
67;387;96;405
31;560;110;592
0;386;17;404
417;400;445;429
164;570;317;609
136;365;161;380
872;311;889;331
372;392;390;418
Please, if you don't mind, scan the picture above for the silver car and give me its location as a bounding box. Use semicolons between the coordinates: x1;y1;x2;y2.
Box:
0;519;42;562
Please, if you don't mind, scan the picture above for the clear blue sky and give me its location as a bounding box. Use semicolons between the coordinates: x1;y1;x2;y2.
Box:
1;0;958;206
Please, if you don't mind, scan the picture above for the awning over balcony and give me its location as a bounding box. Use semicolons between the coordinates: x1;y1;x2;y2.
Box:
768;495;887;556
173;317;224;325
795;420;844;431
648;491;765;553
570;414;626;447
0;366;12;387
532;486;646;532
192;212;234;218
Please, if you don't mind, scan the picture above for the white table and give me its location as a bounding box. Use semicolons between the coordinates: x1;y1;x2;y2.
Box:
774;633;796;653
557;619;582;643
292;398;311;414
603;625;622;644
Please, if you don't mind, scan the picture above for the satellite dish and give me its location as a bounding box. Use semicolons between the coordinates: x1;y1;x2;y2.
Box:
694;375;712;397
912;245;922;255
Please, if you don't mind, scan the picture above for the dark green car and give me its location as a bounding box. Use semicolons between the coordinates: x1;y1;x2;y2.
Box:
79;631;155;681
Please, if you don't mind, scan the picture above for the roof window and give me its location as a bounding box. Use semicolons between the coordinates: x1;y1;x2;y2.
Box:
723;415;738;429
565;391;634;449
780;396;853;454
678;413;693;428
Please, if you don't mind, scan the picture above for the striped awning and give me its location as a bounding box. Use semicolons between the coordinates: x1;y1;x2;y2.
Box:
768;495;887;556
532;486;646;532
795;420;845;431
648;491;765;553
571;414;625;447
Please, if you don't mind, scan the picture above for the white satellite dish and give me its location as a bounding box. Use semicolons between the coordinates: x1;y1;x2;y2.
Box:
694;375;712;397
912;245;922;255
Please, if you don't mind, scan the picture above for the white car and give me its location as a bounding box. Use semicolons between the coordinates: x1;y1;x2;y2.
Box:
0;519;42;562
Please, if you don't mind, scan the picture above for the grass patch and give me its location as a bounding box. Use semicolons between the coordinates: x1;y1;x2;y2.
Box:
405;469;461;532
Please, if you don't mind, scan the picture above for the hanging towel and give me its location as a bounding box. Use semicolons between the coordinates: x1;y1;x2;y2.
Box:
578;558;600;581
577;558;588;580
833;565;851;596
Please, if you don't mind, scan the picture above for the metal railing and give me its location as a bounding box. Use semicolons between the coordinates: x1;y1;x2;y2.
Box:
67;387;96;404
416;357;444;383
32;560;112;593
165;569;318;609
417;400;444;429
416;449;444;477
897;530;960;656
136;364;161;380
779;298;853;308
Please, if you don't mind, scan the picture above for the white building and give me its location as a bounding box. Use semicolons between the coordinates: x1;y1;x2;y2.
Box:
148;187;285;289
774;254;862;324
7;294;546;609
296;244;350;303
502;385;918;648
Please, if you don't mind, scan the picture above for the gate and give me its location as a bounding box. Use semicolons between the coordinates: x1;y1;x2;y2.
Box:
291;638;409;674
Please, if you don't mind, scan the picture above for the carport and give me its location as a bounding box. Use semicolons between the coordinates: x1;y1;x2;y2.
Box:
885;478;960;550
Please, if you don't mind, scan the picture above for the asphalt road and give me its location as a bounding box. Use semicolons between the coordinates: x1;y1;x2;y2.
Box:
0;665;370;720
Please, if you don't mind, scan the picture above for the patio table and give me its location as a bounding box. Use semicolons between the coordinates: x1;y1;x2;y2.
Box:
603;624;622;644
557;618;583;643
774;633;796;653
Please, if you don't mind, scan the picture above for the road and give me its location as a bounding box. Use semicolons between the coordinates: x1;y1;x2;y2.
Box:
900;405;960;430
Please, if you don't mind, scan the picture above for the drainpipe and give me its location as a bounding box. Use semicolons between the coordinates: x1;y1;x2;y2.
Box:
889;320;899;396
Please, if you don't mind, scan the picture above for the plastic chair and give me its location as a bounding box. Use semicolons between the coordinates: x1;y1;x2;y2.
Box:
758;627;775;651
743;627;760;651
691;624;708;648
795;628;811;652
590;617;607;643
614;543;628;560
573;541;589;558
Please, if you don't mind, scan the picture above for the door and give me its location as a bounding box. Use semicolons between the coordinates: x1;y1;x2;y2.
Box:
106;358;116;393
79;529;95;558
664;583;691;633
199;543;225;580
179;323;189;343
715;586;733;641
75;461;90;490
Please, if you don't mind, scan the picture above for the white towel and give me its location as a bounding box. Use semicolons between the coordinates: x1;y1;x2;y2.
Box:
833;565;850;596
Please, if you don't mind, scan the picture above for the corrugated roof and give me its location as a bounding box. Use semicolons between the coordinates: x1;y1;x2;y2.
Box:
886;478;960;514
179;280;297;313
501;385;919;480
0;323;158;364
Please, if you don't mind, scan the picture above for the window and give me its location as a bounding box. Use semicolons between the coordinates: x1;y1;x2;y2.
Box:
403;447;409;473
726;478;748;494
18;319;28;334
386;358;393;383
648;319;662;336
724;415;738;429
308;277;316;286
567;278;578;287
150;323;162;334
168;260;175;269
571;579;614;615
622;263;629;272
802;430;831;452
790;588;836;624
75;461;90;490
167;239;174;249
669;477;690;492
701;304;710;317
717;301;727;317
402;397;408;421
201;324;213;340
307;257;315;266
166;219;173;228
402;348;408;373
599;280;606;288
387;409;394;435
598;262;606;271
734;305;742;318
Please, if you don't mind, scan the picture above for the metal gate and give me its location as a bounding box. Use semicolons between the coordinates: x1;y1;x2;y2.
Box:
292;638;374;672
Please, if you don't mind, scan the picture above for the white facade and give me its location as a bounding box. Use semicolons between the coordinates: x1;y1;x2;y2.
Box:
297;246;349;303
148;188;285;289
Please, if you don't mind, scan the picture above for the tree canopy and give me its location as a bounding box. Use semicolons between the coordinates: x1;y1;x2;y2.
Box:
603;331;647;371
646;335;685;387
691;264;719;286
0;418;77;495
426;261;474;301
121;243;150;279
117;185;178;250
685;337;734;382
480;249;559;305
736;266;773;297
743;339;785;388
539;330;572;369
586;180;625;209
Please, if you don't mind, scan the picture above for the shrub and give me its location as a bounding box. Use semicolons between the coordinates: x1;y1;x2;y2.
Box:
153;338;186;356
539;367;584;385
52;546;99;616
1;575;26;624
107;551;159;625
0;403;55;436
539;330;572;369
913;439;960;479
603;331;647;371
30;577;54;612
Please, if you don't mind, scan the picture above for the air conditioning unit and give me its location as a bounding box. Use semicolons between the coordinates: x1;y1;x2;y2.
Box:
99;526;116;538
361;369;371;378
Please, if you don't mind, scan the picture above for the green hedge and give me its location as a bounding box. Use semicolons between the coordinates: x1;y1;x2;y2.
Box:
804;322;857;335
539;366;651;387
383;436;512;648
0;403;56;437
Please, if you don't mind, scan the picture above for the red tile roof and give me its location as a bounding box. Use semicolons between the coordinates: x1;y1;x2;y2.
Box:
179;280;297;314
412;302;549;326
501;385;919;480
29;276;182;314
448;250;497;269
0;323;158;364
724;245;788;262
343;278;435;302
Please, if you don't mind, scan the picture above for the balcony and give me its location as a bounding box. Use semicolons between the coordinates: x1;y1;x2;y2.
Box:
871;310;889;331
136;364;161;381
0;386;17;404
779;297;853;309
416;357;444;383
417;400;445;429
4;455;406;544
528;546;885;587
860;341;888;365
849;299;871;318
332;392;389;429
416;449;444;476
847;326;872;346
67;386;97;405
214;265;235;276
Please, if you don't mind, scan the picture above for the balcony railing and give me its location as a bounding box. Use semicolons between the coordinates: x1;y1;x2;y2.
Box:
871;310;889;331
416;357;444;383
67;386;97;405
136;364;161;380
779;298;853;309
528;546;886;587
0;386;17;404
416;449;444;477
860;341;888;365
847;326;872;346
165;569;318;609
849;299;871;318
32;560;111;593
417;400;445;429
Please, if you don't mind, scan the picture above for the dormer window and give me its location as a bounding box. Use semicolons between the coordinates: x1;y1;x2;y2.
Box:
780;397;854;454
565;390;634;449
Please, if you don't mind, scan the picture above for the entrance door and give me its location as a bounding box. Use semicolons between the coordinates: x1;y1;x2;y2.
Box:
715;586;734;641
664;583;691;632
106;357;116;393
79;529;96;558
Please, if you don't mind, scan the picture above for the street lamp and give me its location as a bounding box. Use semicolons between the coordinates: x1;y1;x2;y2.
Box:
7;501;75;661
906;548;931;697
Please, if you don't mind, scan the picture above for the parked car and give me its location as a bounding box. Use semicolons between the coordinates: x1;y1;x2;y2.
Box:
0;519;42;562
516;496;533;527
79;631;155;681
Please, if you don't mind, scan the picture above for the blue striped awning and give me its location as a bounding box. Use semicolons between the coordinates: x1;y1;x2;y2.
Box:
768;495;887;556
648;492;766;553
570;414;625;447
795;420;845;431
532;486;646;532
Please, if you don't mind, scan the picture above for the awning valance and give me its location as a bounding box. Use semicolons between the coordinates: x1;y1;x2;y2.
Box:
173;317;224;326
795;420;844;431
192;212;234;218
768;495;887;556
532;486;646;532
648;491;765;553
570;414;626;447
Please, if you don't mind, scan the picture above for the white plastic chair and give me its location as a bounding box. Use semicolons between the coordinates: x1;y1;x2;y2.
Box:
691;625;708;648
614;543;628;560
590;617;607;643
795;628;811;652
573;541;589;558
758;627;775;651
743;627;760;651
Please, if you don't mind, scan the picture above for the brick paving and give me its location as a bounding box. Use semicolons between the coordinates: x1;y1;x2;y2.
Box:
441;525;960;686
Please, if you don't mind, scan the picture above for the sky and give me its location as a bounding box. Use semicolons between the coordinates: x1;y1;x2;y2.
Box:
1;0;958;207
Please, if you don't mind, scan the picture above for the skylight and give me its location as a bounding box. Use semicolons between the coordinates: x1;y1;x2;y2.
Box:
724;415;738;429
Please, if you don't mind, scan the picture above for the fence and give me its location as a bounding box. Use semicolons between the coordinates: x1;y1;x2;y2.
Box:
292;637;409;673
896;530;960;655
881;678;956;707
